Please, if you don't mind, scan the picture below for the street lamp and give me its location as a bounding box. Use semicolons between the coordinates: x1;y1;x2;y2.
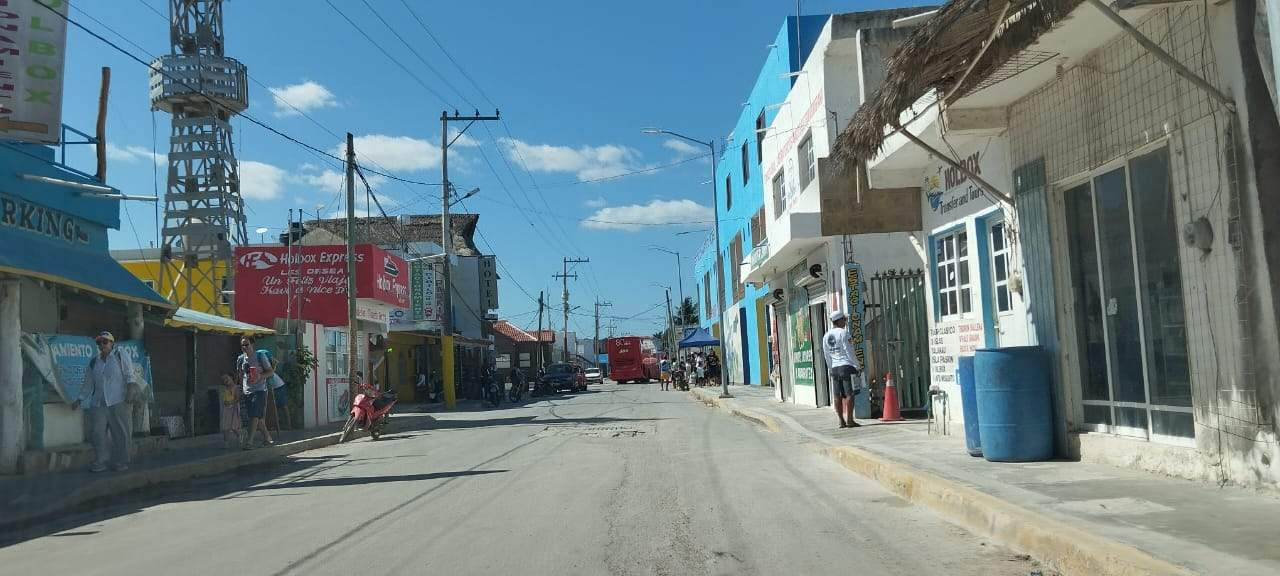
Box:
650;283;677;360
647;245;685;324
642;127;731;398
450;186;480;207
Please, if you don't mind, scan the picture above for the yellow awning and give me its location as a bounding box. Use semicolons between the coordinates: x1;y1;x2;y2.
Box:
165;307;275;336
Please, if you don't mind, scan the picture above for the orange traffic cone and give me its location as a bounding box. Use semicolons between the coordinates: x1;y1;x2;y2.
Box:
881;372;903;421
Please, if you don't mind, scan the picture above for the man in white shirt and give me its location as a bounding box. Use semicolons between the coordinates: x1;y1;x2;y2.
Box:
72;331;137;472
822;311;862;428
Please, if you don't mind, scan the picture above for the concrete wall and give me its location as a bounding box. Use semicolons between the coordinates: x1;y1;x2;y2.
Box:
1005;3;1279;488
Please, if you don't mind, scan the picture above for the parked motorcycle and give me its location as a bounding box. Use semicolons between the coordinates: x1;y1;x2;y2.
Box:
339;383;398;443
481;368;502;408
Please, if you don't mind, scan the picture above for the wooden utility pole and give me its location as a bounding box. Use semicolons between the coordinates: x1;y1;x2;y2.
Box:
345;133;359;398
440;110;499;408
664;288;676;357
555;257;589;362
536;291;545;372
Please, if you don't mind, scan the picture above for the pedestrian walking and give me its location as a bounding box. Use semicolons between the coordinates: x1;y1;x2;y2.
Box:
707;350;721;383
659;357;671;390
219;372;242;448
71;331;138;472
695;353;706;385
237;338;275;449
822;311;862;428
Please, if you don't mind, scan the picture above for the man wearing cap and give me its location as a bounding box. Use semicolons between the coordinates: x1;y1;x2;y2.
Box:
72;331;137;472
822;311;861;428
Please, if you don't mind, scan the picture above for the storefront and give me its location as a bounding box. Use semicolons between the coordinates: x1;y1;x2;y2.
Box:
234;244;408;427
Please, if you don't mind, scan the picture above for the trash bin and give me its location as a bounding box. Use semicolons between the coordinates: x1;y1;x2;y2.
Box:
975;346;1053;462
956;355;981;457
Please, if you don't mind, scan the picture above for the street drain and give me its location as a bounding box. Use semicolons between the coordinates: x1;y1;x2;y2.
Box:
536;423;653;438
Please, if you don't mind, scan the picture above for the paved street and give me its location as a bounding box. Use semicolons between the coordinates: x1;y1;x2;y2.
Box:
1;382;1037;575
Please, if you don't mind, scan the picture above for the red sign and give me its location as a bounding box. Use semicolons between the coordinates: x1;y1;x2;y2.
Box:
234;244;409;328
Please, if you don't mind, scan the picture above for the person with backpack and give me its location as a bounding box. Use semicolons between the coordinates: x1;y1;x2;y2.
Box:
237;337;275;449
71;331;139;472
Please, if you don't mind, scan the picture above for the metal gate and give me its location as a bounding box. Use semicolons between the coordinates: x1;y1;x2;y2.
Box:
865;270;930;411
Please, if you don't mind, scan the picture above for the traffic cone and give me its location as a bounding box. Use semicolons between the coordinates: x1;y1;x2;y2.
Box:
881;372;903;421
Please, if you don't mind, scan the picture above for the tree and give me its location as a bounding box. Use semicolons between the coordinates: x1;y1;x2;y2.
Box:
676;297;699;327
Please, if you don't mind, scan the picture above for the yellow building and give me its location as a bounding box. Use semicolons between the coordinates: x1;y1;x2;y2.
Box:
111;247;231;316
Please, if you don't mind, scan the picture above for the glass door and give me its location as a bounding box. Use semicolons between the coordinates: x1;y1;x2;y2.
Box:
1061;147;1193;443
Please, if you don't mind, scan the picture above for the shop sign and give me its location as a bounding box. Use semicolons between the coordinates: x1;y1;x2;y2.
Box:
921;140;1007;228
355;299;390;326
44;335;153;403
410;259;444;322
1;193;90;245
844;264;867;371
787;263;815;387
233;244;408;328
0;0;70;144
479;255;498;310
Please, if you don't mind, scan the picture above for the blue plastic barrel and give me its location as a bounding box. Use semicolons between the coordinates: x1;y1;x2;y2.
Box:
956;356;981;457
975;346;1053;462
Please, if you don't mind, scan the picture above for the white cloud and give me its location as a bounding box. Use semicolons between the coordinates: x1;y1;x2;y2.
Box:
663;139;701;157
582;199;712;232
296;165;388;193
501;138;642;180
583;196;606;209
333;134;440;172
106;143;164;165
240;161;287;200
268;81;338;117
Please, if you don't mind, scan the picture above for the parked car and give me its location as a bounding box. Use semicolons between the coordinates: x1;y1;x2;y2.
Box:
583;367;603;384
541;363;586;392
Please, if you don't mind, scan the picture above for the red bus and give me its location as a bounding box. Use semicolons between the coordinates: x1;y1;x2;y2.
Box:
607;336;659;383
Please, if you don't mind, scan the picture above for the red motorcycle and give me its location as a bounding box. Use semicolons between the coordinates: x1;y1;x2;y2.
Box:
339;383;398;442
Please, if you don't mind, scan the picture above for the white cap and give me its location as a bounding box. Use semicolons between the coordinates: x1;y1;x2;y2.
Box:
829;310;846;322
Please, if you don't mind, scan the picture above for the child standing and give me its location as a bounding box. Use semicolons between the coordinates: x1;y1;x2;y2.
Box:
219;373;242;448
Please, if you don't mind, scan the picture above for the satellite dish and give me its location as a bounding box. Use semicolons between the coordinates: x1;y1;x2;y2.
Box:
255;227;269;234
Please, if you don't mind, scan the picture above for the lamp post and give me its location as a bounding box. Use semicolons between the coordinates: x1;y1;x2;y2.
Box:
651;283;676;360
642;127;731;398
647;245;684;324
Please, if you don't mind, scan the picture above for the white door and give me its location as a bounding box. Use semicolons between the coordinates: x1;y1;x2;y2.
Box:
988;218;1028;347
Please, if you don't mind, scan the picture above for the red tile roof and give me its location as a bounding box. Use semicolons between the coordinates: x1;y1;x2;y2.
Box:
531;330;556;343
493;320;536;343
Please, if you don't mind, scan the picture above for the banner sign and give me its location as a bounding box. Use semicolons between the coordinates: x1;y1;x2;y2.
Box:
409;259;444;323
45;335;153;403
845;264;868;372
234;244;408;328
786;263;815;387
478;255;498;310
325;376;348;423
0;0;70;144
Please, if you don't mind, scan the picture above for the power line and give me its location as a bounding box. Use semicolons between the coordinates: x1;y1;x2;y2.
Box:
395;0;496;108
322;0;455;109
356;0;477;110
535;154;711;188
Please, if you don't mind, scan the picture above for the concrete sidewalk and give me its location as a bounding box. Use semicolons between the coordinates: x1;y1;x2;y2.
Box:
0;423;345;533
692;385;1280;576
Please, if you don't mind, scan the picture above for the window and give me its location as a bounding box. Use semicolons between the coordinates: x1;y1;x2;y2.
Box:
751;206;767;246
990;222;1011;313
741;142;750;186
325;329;348;375
771;169;786;218
725;175;733;211
934;230;971;319
755;109;766;165
798;131;816;190
730;232;744;303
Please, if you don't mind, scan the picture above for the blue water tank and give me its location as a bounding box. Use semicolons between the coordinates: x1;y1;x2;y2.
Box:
956;355;981;457
975;346;1053;462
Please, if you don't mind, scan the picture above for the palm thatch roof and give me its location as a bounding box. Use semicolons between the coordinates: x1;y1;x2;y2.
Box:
305;214;482;256
831;0;1084;169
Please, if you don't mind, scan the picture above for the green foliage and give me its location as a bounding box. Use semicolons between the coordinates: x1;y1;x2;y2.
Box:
283;344;317;410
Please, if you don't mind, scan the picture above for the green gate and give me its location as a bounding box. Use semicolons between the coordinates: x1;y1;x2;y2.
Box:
866;270;930;411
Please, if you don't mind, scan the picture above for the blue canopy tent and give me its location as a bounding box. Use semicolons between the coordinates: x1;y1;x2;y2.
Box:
678;327;719;349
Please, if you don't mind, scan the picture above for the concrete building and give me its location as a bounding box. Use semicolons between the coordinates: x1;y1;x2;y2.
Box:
834;0;1280;489
745;9;934;409
692;15;828;388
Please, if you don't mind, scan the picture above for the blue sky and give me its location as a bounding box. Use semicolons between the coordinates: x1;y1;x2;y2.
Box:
61;0;907;337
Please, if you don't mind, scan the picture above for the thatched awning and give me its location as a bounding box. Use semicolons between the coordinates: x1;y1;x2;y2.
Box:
831;0;1084;170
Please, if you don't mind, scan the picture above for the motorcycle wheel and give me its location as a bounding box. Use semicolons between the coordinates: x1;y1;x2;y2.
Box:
339;415;357;443
370;417;384;440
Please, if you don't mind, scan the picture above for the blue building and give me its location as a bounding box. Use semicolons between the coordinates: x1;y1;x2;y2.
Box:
693;15;827;386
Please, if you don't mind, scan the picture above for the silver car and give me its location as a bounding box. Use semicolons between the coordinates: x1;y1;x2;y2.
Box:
583;367;603;384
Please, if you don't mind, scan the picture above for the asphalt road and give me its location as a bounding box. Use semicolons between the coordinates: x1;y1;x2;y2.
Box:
0;382;1038;575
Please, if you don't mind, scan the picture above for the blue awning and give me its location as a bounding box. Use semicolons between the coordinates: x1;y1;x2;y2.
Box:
0;226;172;308
679;327;720;349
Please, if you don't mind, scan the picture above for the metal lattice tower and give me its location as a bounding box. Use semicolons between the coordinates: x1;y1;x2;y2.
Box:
150;0;248;316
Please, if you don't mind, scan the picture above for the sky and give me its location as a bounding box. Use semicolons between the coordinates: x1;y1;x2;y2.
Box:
59;0;912;338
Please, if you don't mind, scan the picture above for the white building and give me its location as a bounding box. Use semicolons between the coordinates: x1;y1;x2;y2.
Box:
746;10;933;409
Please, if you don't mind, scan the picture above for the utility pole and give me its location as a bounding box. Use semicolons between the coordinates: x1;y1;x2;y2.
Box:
664;288;677;358
595;300;612;367
344;133;359;399
554;257;589;362
536;291;545;373
440;110;500;408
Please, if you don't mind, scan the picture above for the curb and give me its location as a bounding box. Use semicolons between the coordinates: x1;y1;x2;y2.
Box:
1;431;342;533
689;387;1193;576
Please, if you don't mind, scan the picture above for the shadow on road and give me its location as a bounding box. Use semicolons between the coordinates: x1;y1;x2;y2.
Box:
244;469;506;491
423;415;668;431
